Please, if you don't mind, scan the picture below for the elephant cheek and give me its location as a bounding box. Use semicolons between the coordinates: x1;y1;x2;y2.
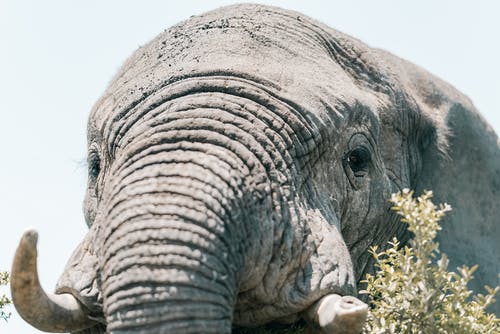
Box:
56;225;103;319
306;208;356;294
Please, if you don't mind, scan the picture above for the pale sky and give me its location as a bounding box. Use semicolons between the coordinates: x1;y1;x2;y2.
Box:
0;1;499;333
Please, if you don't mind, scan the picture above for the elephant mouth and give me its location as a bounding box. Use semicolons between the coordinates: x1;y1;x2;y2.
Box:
11;229;367;333
55;287;106;326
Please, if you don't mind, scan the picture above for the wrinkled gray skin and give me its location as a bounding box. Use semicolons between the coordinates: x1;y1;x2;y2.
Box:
11;4;500;333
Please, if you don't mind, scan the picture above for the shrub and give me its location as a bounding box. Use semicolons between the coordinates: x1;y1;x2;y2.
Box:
361;189;499;334
0;271;11;322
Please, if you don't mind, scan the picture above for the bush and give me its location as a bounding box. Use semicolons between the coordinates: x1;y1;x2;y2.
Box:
0;271;11;322
361;189;499;334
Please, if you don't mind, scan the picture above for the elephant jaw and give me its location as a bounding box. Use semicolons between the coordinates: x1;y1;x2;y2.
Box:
10;229;98;332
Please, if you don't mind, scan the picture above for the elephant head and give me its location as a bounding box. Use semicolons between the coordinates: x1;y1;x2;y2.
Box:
11;4;500;333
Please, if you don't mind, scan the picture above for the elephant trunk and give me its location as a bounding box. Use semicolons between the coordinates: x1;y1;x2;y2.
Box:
92;82;305;331
10;229;97;332
103;234;236;333
99;140;258;333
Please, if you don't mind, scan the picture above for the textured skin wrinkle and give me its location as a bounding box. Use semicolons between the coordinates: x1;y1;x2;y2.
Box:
105;93;298;205
105;88;308;206
113;301;231;319
107;305;231;332
104;169;239;238
103;260;232;301
102;220;228;267
104;76;319;161
275;7;399;96
114;141;249;178
100;111;292;272
116;118;292;177
274;10;397;95
101;194;234;262
135;118;285;193
101;222;239;332
97;149;248;332
109;315;231;333
147;106;292;170
104;266;233;309
107;161;236;220
104;154;241;224
243;9;383;86
141;118;278;172
112;130;260;187
102;191;236;267
105;174;234;235
100;163;246;258
98;102;289;330
99;70;281;122
109;149;243;201
184;15;328;63
101;206;228;258
108;305;232;332
105;280;232;316
106;285;230;312
106;246;233;294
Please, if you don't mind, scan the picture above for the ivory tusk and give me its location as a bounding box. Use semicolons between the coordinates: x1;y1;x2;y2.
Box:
10;229;97;332
305;293;368;334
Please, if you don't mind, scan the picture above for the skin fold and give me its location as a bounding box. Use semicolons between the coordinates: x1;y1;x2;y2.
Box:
11;4;500;334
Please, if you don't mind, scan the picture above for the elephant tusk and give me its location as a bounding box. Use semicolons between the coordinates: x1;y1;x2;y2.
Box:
10;229;97;333
305;294;368;334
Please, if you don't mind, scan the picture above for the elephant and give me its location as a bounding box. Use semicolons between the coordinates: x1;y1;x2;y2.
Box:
10;3;500;333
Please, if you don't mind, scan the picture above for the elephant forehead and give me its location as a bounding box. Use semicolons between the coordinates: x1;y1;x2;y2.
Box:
89;4;387;133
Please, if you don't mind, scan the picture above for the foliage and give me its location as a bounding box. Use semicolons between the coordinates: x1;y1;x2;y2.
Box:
0;271;11;322
361;189;499;334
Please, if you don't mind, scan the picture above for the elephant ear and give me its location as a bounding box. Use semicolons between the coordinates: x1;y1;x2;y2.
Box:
396;58;500;314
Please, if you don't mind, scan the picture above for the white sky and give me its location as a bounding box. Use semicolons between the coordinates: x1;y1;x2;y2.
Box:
0;1;498;333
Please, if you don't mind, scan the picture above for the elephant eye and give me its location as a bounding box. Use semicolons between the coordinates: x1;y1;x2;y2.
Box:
346;147;371;176
88;152;101;180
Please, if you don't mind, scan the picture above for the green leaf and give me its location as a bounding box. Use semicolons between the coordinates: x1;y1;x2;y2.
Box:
362;190;500;334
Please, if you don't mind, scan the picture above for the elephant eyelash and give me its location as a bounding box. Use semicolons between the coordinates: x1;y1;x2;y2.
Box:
75;157;89;171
